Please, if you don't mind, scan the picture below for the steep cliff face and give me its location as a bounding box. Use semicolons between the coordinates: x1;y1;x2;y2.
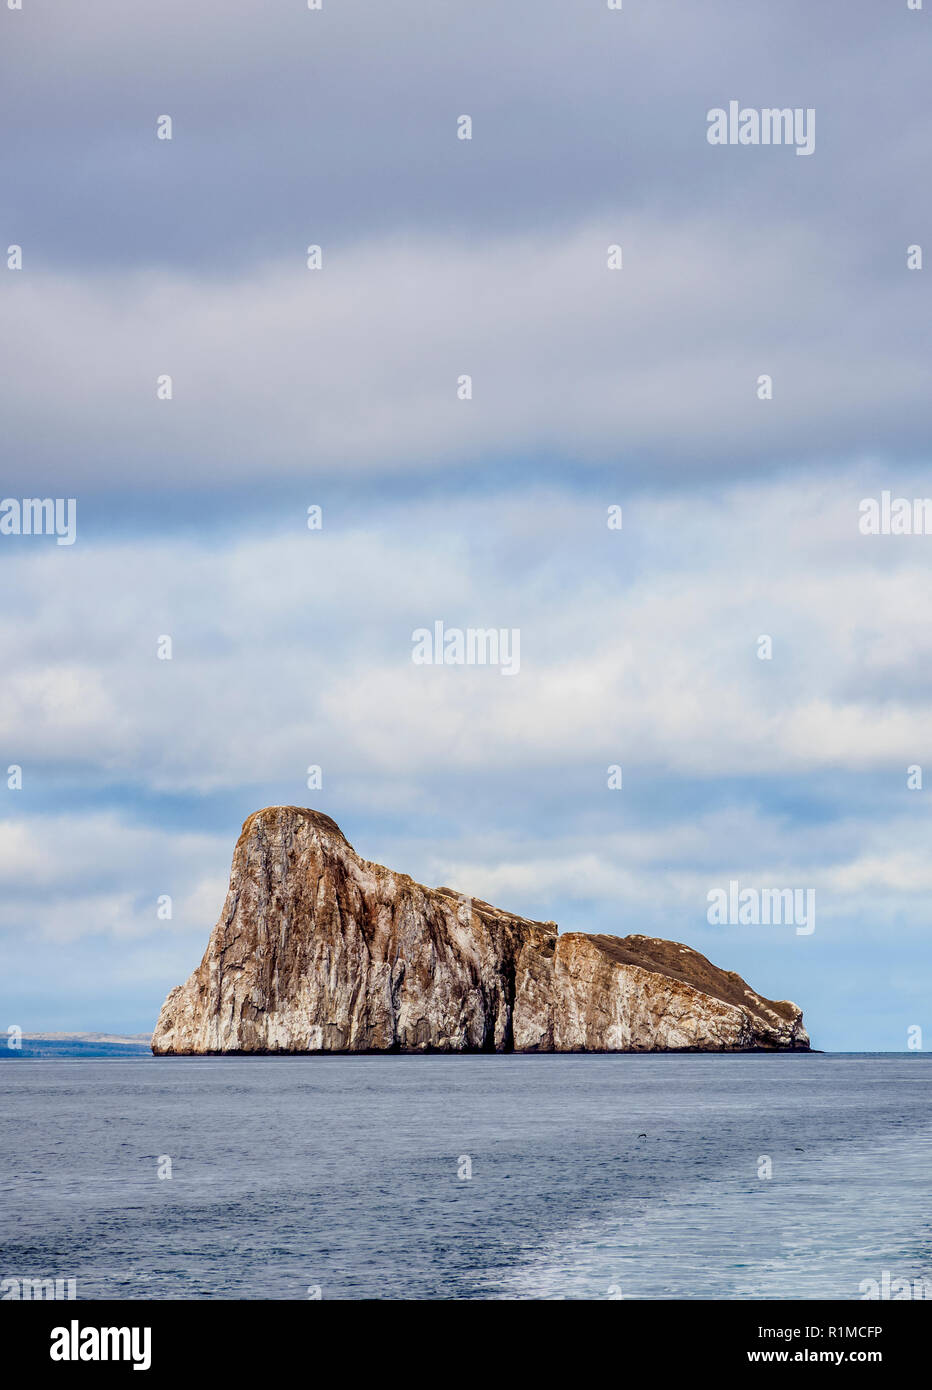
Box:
152;806;809;1054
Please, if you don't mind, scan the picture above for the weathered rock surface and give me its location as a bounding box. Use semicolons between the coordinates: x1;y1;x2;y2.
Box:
152;807;810;1054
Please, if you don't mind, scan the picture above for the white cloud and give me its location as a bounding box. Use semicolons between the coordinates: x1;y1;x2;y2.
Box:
3;471;932;792
1;220;927;492
0;813;229;942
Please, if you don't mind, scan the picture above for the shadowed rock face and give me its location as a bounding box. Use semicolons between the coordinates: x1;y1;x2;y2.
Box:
151;807;810;1054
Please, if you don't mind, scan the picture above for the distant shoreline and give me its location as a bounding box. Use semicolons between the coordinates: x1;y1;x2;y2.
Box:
18;1032;152;1045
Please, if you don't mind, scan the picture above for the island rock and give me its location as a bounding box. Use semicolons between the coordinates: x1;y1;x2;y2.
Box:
152;807;810;1054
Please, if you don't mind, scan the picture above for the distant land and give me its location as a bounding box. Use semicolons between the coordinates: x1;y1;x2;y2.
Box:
2;1033;152;1059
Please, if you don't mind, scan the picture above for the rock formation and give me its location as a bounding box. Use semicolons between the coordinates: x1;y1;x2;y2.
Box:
152;806;810;1054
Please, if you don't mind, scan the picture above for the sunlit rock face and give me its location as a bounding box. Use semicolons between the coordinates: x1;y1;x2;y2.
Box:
152;807;810;1055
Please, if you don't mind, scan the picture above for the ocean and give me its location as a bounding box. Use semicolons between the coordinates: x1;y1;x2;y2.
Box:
2;1053;929;1300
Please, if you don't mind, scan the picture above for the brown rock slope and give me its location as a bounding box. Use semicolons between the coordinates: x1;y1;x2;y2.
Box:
151;806;810;1054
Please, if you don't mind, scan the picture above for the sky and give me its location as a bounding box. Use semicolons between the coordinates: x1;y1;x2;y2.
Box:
1;0;931;1050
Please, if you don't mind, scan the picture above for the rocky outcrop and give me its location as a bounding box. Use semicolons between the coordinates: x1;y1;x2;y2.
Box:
152;807;810;1054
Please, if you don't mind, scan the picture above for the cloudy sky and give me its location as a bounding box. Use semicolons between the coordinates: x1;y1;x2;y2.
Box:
2;0;930;1049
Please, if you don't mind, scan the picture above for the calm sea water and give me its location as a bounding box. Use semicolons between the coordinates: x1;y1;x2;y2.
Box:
2;1054;930;1300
